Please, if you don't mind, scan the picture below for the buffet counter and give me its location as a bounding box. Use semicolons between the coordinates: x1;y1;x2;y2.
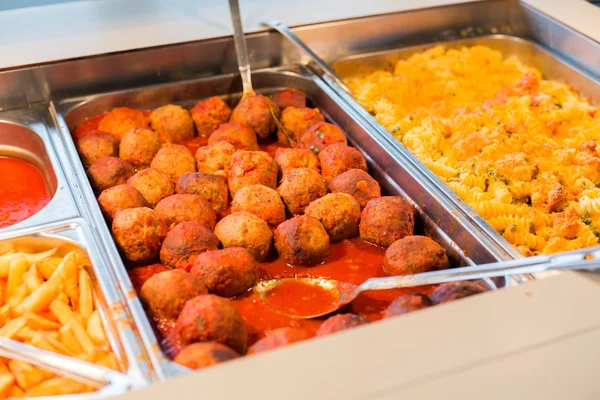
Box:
0;0;599;398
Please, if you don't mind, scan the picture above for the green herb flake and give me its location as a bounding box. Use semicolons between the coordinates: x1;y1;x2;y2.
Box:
554;103;563;109
581;212;592;225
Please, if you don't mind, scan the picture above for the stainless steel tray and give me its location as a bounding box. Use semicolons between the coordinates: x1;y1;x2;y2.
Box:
0;106;80;234
52;64;508;379
325;34;600;262
0;219;151;397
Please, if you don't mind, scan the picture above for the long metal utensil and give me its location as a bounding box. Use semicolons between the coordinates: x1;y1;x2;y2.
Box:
0;337;132;389
261;19;351;93
229;0;255;98
255;246;600;319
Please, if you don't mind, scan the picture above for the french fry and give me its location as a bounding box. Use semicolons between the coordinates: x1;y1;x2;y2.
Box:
36;258;60;280
87;310;107;346
59;326;82;355
24;264;43;292
15;252;77;315
42;332;75;357
29;331;58;355
8;360;51;390
24;313;61;331
7;256;28;297
9;384;24;398
0;364;8;374
0;317;26;339
78;268;93;322
14;326;36;341
0;304;11;328
0;372;15;397
0;248;56;278
96;352;119;371
49;299;96;357
7;285;29;309
0;280;6;307
25;377;92;397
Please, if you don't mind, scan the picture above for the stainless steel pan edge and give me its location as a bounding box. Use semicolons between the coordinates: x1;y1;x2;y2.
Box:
48;103;175;381
0;218;152;395
320;34;600;268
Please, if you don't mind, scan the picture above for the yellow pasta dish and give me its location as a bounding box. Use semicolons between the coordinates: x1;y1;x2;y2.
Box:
343;45;600;255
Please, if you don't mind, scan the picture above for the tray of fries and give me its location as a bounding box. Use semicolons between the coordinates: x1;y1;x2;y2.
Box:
0;219;151;398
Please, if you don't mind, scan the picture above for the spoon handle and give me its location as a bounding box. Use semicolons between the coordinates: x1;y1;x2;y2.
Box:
0;337;130;388
261;20;351;93
229;0;254;96
359;247;600;292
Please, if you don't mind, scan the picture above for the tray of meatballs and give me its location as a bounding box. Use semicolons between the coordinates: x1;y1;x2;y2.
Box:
57;66;500;376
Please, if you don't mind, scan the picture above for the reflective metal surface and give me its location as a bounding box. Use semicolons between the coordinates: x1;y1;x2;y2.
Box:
0;220;152;395
0;107;79;234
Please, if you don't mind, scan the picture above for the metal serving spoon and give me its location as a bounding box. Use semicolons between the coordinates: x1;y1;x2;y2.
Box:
254;247;600;319
0;337;134;392
229;0;255;99
261;19;351;93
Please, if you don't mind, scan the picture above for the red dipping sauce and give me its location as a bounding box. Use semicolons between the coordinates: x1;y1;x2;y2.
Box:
263;280;340;318
0;157;52;229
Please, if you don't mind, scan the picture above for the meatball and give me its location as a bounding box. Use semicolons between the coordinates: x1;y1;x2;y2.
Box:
230;94;279;139
174;342;239;370
87;156;135;194
140;270;207;320
274;147;320;177
231;185;285;227
98;184;149;221
154;194;216;230
127;168;175;208
149;104;195;143
298;122;347;154
98;107;149;140
119;128;162;167
359;197;414;247
190;247;259;297
271;88;306;110
328;169;381;209
175;294;248;354
305;193;361;242
159;221;220;271
227;150;278;196
195;141;236;178
208;122;258;151
318;143;367;183
150;144;196;181
382;294;433;319
277;107;324;146
176;172;229;213
384;236;450;276
277;168;326;215
76;131;118;166
214;212;273;261
316;314;369;336
112;207;167;264
247;328;312;355
274;216;329;266
430;281;486;304
191;96;232;138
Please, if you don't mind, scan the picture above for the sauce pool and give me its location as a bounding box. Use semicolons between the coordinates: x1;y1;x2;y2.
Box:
263;280;340;318
0;157;52;229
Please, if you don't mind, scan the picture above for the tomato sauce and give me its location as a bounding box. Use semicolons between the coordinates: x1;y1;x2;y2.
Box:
128;238;436;349
263;280;339;318
0;157;52;229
